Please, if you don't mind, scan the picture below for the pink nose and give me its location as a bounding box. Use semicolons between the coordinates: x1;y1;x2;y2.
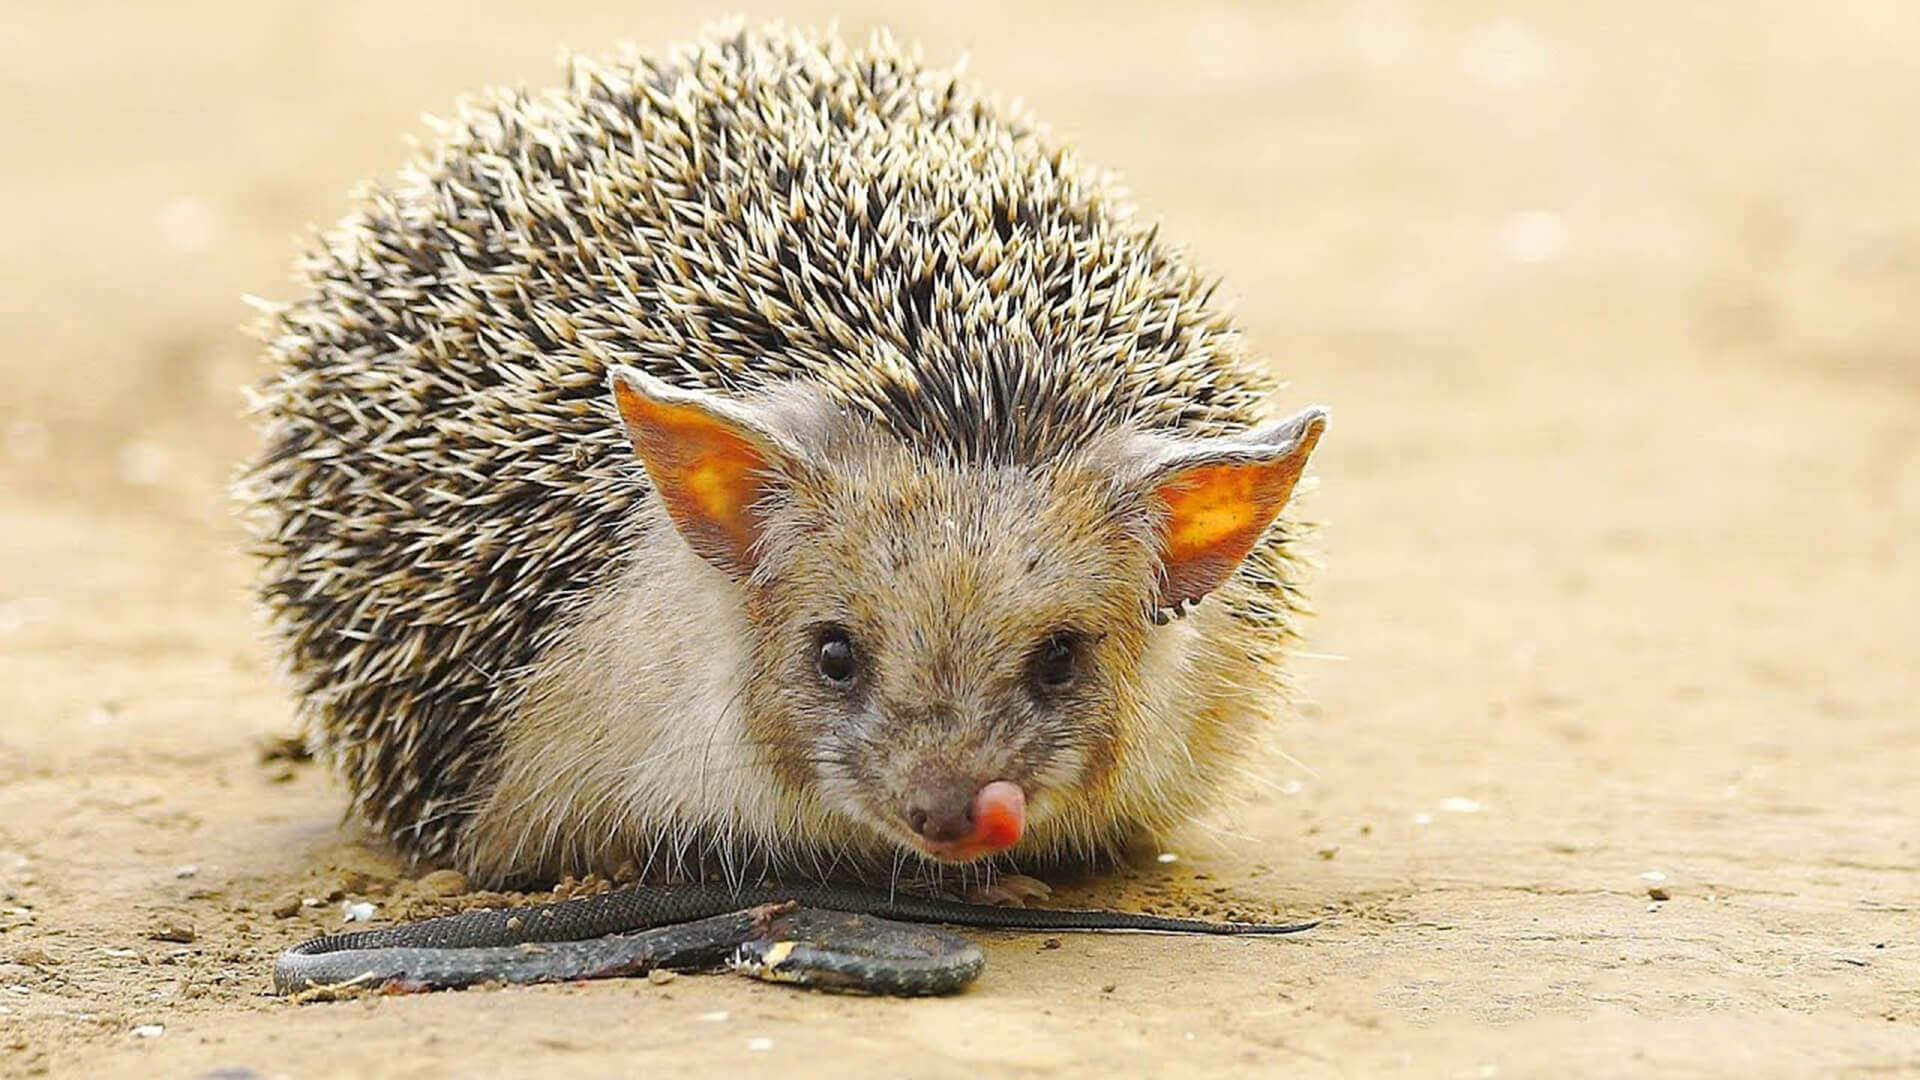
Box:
907;780;1025;860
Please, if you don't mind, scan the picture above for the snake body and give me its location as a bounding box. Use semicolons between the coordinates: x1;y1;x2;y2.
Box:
275;882;1317;998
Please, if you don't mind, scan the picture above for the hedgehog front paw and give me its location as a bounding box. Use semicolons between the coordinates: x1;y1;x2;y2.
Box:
966;874;1053;907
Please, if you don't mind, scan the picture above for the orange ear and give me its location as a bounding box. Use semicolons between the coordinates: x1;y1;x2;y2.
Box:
1148;408;1327;610
609;366;789;578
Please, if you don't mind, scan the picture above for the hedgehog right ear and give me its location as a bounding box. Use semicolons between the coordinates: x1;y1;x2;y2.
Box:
1132;407;1328;613
608;366;799;579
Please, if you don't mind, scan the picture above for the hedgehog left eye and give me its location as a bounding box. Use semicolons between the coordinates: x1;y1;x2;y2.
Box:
816;625;859;687
1029;631;1082;693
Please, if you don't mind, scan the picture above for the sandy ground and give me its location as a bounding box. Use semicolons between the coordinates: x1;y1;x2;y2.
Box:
2;1;1917;1076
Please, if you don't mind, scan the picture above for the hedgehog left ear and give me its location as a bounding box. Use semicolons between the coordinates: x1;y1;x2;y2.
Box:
607;365;800;579
1134;407;1327;612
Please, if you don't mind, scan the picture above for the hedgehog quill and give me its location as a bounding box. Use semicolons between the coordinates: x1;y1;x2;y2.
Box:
244;22;1327;995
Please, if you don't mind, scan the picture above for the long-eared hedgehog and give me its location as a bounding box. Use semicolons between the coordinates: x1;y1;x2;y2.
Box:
240;21;1327;890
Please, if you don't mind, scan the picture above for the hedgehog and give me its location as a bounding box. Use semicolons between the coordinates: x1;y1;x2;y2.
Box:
240;21;1327;891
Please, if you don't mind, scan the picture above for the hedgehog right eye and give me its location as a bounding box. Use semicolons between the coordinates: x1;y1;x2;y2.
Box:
815;626;859;688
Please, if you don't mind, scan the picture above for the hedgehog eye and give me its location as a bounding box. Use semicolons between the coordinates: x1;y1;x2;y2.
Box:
815;626;858;688
1029;631;1083;694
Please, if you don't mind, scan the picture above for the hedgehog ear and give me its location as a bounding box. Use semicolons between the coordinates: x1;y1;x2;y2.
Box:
1134;407;1327;612
608;365;800;579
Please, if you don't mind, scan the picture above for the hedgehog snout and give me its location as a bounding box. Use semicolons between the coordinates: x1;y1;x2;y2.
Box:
897;773;1026;862
845;723;1040;862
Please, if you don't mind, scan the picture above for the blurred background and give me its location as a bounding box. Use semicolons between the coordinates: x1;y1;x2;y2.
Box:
2;2;1915;1075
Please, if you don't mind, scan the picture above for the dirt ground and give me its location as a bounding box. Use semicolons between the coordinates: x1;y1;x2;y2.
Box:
2;1;1916;1076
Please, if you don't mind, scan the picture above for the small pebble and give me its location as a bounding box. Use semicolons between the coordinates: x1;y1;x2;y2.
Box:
256;734;312;764
270;897;301;919
1040;937;1062;951
342;902;377;923
173;866;198;880
1100;983;1117;994
1639;870;1668;883
1316;847;1339;861
1156;852;1179;864
1438;796;1482;814
1647;887;1671;902
336;871;377;895
647;969;677;985
148;922;196;944
132;1025;165;1039
416;869;471;898
745;1037;774;1052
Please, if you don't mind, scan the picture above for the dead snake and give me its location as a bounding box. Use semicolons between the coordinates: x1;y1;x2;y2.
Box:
275;882;1318;997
